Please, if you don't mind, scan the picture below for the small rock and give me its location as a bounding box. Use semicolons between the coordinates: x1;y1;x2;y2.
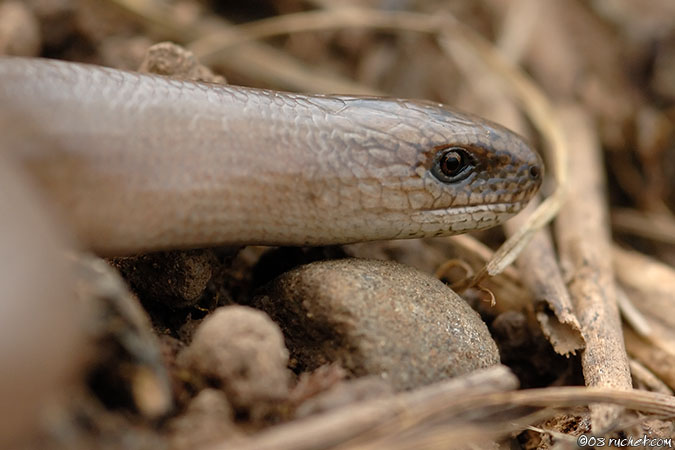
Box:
178;306;290;416
168;388;241;450
254;259;500;391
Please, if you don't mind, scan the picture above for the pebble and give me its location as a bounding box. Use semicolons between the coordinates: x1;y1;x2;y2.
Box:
253;259;500;391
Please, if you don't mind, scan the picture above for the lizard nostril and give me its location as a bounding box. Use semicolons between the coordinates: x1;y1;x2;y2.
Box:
529;165;541;181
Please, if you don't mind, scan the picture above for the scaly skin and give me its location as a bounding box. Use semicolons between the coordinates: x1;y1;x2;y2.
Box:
0;57;542;255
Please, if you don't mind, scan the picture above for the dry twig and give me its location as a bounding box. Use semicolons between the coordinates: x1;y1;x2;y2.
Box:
555;105;631;430
505;199;584;356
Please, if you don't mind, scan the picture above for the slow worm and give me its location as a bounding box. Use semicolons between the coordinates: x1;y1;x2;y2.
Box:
0;57;542;255
0;56;543;443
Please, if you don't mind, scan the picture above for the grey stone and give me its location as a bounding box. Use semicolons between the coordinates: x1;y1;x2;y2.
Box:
254;259;499;391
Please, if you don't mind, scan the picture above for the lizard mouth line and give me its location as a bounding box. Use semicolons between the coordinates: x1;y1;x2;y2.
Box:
420;201;528;216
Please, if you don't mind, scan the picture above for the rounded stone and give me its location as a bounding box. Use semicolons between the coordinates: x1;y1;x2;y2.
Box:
253;259;500;391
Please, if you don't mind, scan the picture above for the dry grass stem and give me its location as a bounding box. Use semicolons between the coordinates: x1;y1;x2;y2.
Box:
624;328;675;392
629;359;673;395
208;366;519;450
616;286;652;337
613;246;675;391
612;208;675;245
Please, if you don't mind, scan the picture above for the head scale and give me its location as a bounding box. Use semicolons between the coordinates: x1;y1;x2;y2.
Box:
341;98;543;238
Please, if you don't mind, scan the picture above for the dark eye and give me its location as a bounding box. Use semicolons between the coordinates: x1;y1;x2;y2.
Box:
431;147;474;183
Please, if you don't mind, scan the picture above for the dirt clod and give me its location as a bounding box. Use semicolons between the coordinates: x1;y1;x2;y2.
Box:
139;41;226;83
178;306;290;418
112;249;219;309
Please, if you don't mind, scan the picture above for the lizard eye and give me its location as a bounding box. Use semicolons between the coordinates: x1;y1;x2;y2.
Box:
431;147;475;183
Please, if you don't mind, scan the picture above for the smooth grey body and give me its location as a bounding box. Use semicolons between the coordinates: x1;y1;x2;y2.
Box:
0;58;542;255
